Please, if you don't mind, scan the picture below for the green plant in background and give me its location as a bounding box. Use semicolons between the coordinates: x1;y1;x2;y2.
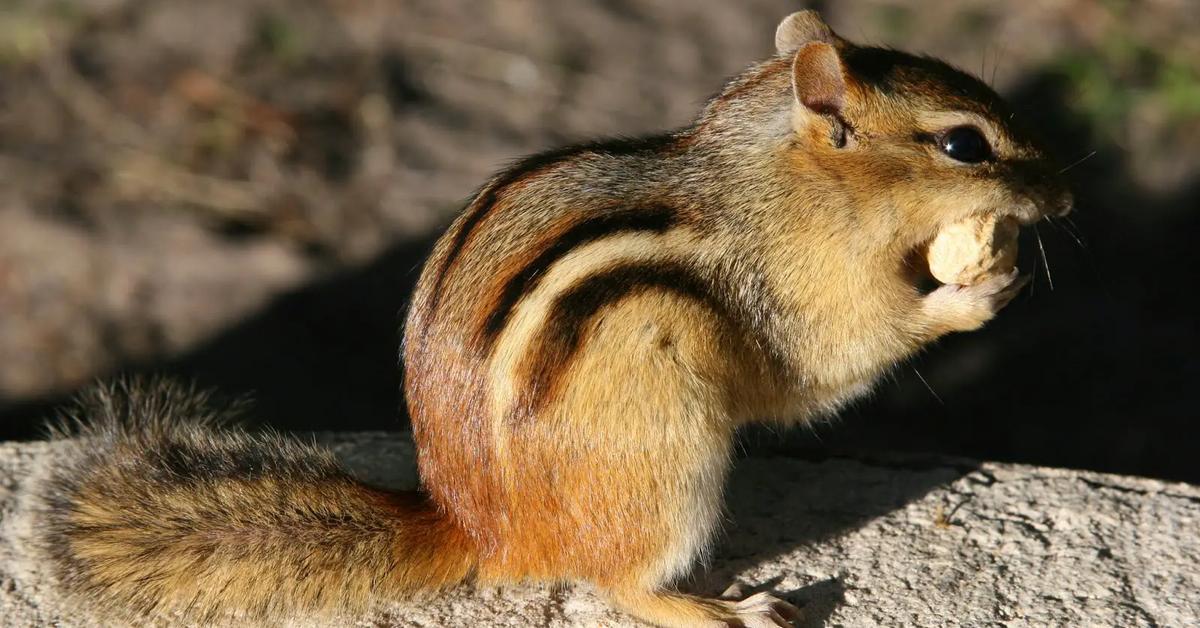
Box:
256;13;306;65
0;8;49;65
1053;2;1200;142
0;1;87;66
1160;54;1200;120
872;4;995;42
872;4;915;41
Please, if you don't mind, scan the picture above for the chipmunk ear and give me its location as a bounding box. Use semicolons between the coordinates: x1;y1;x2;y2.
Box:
775;10;837;54
791;41;846;116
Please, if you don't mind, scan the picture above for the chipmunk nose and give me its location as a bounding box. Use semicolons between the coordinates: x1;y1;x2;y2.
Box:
1053;189;1074;217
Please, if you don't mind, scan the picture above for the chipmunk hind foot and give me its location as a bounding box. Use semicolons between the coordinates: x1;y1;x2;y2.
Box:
610;588;802;628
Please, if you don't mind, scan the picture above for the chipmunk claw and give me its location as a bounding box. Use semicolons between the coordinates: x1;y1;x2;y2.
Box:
718;592;802;627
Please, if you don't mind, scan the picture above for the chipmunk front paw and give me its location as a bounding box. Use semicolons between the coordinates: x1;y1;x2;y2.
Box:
922;268;1029;335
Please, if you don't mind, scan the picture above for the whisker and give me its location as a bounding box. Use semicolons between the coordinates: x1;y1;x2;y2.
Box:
1048;215;1087;249
1058;150;1097;174
1027;237;1039;298
1034;224;1054;290
991;42;1005;87
1046;214;1066;238
1057;215;1088;246
1063;215;1086;238
912;367;944;406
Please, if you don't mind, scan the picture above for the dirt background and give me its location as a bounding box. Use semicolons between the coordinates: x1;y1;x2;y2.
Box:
1;1;1198;481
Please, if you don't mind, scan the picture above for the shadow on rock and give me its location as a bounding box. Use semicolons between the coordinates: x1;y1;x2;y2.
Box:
686;450;976;623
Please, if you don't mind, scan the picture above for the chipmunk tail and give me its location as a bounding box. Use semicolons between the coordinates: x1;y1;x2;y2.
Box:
33;377;475;623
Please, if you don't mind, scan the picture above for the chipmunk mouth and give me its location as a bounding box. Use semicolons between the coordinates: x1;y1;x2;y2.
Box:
1008;205;1043;227
903;241;941;292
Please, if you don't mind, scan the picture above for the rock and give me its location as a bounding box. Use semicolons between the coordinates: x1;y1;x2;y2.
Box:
0;432;1196;626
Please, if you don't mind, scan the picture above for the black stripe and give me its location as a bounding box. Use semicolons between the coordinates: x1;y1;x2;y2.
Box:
424;134;682;314
512;261;736;421
479;206;677;346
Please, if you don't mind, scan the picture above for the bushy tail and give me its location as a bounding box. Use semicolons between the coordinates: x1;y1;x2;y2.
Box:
33;379;475;624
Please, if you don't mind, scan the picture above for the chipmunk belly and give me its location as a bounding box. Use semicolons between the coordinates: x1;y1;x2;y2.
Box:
775;296;925;422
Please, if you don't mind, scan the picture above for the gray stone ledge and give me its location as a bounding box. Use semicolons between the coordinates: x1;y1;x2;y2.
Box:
1;433;1196;626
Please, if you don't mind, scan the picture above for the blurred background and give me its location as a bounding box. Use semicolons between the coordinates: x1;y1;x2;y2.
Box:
1;0;1197;481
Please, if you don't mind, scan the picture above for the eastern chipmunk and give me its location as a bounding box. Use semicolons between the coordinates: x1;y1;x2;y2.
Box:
31;11;1071;627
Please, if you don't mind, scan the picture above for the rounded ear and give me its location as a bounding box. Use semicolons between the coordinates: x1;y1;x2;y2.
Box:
775;10;837;54
792;41;847;115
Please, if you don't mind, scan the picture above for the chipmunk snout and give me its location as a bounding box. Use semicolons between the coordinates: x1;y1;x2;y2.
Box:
1051;189;1074;217
1008;186;1071;225
1032;184;1073;220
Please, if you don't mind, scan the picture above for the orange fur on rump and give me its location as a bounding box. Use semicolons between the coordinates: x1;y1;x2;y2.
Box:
36;10;1070;628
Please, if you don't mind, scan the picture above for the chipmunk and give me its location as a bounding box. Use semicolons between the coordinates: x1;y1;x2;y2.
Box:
30;11;1071;628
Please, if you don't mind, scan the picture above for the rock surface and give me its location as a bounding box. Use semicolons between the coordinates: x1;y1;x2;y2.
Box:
0;432;1196;626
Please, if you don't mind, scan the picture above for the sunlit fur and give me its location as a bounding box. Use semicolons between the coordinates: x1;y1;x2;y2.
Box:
35;11;1069;627
33;379;473;625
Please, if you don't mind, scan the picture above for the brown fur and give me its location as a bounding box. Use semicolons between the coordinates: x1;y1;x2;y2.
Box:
37;11;1070;627
34;379;474;624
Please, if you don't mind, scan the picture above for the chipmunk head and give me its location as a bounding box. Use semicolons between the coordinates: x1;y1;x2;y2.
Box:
772;11;1072;251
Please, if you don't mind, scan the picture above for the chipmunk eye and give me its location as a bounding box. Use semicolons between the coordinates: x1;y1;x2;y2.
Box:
939;126;991;163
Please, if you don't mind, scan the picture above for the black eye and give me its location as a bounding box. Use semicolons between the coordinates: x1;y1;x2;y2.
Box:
939;126;991;163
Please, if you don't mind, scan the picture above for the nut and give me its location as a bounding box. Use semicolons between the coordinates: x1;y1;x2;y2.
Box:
927;215;1019;285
